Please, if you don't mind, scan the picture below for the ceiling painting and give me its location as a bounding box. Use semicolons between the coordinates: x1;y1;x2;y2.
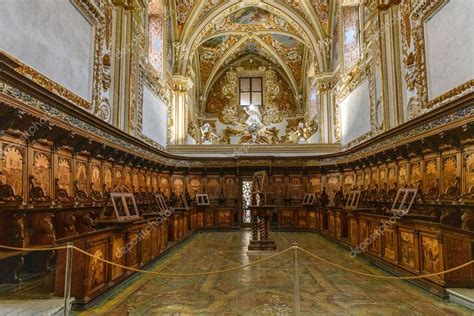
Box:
199;35;240;87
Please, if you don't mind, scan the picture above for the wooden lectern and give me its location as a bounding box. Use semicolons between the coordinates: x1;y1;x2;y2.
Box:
248;171;277;251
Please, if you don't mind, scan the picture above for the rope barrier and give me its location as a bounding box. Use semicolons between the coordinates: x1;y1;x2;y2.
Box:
297;246;474;280
0;244;69;251
1;244;473;279
73;246;292;276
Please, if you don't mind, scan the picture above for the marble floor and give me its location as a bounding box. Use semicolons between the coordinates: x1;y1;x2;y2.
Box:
84;231;471;315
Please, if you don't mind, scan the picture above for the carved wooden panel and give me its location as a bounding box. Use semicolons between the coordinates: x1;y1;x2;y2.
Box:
172;177;184;195
368;221;382;255
205;211;215;228
327;174;340;198
379;167;387;186
297;210;308;228
139;172;146;191
383;226;397;262
141;227;152;263
410;161;422;187
464;151;474;194
104;166;113;191
132;171;139;192
348;217;358;246
224;176;237;199
308;175;322;194
217;209;232;227
443;231;473;281
343;173;354;195
288;176;303;199
75;161;88;191
356;171;364;189
370;168;378;187
145;173;152;192
280;210;295;227
114;167;123;188
159;176;170;197
207;177;219;199
2;145;24;196
398;164;408;187
364;170;370;187
309;211;317;229
424;159;438;192
152;174;159;192
151;225;160;257
328;211;335;236
442;156;457;192
272;176;286;199
91;164;101;192
33;152;51;195
359;220;368;248
86;242;107;295
399;229;417;270
126;231;139;268
111;236;125;281
388;166;397;188
188;177;203;197
420;234;443;281
123;168;132;190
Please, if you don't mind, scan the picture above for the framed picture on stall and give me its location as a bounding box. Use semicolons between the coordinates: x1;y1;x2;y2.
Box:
345;190;361;210
196;194;210;205
302;193;316;205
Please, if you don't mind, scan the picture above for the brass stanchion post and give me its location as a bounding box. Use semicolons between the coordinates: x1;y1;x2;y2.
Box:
292;243;300;315
63;242;73;316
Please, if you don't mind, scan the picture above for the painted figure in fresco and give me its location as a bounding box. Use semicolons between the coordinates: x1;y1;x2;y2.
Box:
245;105;263;142
200;122;219;144
295;121;306;144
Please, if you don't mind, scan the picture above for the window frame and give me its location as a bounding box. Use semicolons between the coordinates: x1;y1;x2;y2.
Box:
239;77;263;107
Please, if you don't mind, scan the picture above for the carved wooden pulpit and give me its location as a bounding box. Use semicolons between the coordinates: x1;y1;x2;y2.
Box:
248;171;277;251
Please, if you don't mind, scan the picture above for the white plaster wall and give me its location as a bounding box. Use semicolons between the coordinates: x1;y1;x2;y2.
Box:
0;0;94;101
425;0;474;100
142;85;168;147
340;79;371;145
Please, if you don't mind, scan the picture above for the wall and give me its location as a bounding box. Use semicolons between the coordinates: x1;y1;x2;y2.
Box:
142;85;168;147
340;79;371;145
0;0;94;101
424;0;474;100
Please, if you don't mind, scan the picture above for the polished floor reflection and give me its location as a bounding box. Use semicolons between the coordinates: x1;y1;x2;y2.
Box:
85;231;470;315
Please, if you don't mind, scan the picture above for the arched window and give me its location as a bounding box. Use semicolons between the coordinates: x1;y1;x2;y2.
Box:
148;0;164;78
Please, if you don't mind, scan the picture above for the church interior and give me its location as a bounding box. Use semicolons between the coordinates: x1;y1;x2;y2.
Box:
0;0;473;314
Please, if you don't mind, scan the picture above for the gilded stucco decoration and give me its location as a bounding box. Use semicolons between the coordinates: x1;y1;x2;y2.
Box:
400;0;474;119
206;58;297;122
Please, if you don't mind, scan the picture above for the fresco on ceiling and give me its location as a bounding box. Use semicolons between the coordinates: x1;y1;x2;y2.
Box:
199;35;239;86
210;6;294;35
176;0;195;33
343;5;360;71
271;34;301;49
223;40;278;69
313;0;330;33
261;34;304;85
194;0;226;26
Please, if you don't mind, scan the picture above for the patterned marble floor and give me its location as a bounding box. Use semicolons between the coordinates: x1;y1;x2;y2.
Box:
84;231;471;315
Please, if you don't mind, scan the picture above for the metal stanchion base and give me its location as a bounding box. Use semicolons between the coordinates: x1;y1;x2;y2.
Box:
248;239;277;251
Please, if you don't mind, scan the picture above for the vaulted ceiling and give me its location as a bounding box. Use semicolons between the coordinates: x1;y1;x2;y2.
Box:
169;0;334;114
